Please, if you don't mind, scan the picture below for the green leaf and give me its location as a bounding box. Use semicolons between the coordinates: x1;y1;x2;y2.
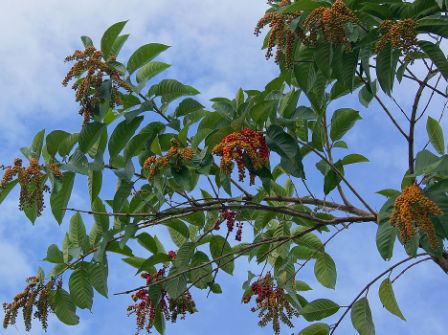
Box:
127;43;170;74
109;34;129;58
426;116;445;155
80;35;93;47
190;251;213;289
376;189;400;198
69;267;93;310
0;179;18;205
44;244;64;264
101;21;128;59
89;262;108;298
341;154;369;165
378;278;406;320
418;40;448;80
376;222;397;261
154;305;166;335
31;129;46;160
314;252;337;289
376;44;399;95
137;233;158;254
137;254;172;274
50;172;75;224
210;235;234;275
298;323;330;335
69;213;86;247
88;169;102;203
89;197;110;245
113;180;132;212
174;242;195;269
108;116;143;159
153;79;200;104
49;288;79;325
330;108;361;141
46;130;70;157
79;123;105;153
165;268;187;299
136;61;171;84
175;98;204;117
301;299;340;321
351;297;375;335
125;122;165;160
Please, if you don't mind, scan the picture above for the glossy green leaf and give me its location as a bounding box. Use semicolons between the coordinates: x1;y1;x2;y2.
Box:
101;21;128;59
376;222;397;261
376;44;398;95
79;123;105;153
108;116;143;159
69;267;93;310
301;299;340;321
127;43;170;74
426;116;445;155
89;262;108;298
351;297;375;335
341;154;369;165
210;235;234;275
69;213;86;247
174;242;195;269
50;172;75;224
378;278;406;320
298;323;330;335
418;40;448;80
0;179;18;205
49;288;80;325
330;108;361;141
136;61;171;84
44;244;64;264
314;252;337;289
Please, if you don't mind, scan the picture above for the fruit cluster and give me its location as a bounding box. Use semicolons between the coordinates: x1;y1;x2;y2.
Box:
127;269;196;335
303;0;359;50
143;139;194;180
212;128;269;185
376;19;418;59
62;45;133;124
214;208;244;241
242;273;299;335
255;1;304;67
2;276;57;331
390;184;443;248
0;158;62;217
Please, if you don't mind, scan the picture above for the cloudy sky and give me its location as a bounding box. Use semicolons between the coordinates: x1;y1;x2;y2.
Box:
0;1;447;335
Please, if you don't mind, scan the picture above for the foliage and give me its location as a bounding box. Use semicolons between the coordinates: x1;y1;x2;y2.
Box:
1;0;448;334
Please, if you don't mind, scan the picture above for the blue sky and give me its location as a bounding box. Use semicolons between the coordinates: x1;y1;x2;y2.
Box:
0;1;447;334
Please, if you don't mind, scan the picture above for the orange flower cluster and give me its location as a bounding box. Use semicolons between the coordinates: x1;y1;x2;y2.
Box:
143;139;194;180
255;1;304;67
376;19;418;58
242;273;299;335
303;0;359;50
212;128;269;185
62;45;133;124
3;276;56;331
0;158;59;217
390;184;443;248
127;270;196;335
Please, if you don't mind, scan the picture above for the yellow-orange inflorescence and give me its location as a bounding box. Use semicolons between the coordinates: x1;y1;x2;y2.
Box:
255;1;304;68
143;139;194;180
390;184;443;248
212;128;269;186
62;45;133;125
3;276;56;332
376;19;418;58
303;0;359;50
1;158;53;217
242;273;299;335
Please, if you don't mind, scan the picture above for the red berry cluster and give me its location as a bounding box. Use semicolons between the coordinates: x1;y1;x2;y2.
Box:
242;273;299;335
214;209;244;241
127;268;196;335
212;128;269;185
168;250;177;260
